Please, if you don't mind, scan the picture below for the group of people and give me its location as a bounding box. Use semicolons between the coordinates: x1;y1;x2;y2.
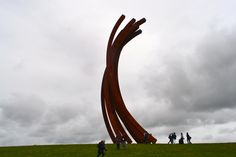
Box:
97;135;127;157
115;135;127;150
97;132;192;156
168;132;192;144
96;132;150;157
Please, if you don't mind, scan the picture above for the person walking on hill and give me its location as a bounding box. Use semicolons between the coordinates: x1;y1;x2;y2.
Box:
168;133;172;144
179;132;184;144
168;132;176;144
186;132;192;144
97;140;107;157
172;132;177;144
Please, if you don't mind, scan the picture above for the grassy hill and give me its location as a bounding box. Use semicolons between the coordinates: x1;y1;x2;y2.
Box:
0;143;235;157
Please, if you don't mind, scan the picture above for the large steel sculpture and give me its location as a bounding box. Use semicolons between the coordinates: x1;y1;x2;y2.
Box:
101;15;157;144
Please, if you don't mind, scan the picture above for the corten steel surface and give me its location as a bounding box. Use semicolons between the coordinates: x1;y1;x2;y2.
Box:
101;15;157;144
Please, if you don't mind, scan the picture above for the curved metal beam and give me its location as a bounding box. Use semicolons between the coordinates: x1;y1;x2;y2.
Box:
101;15;157;144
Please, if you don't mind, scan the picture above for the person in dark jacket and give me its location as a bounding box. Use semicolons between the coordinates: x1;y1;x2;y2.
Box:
97;140;107;157
168;132;176;144
179;132;184;144
186;132;192;144
115;135;121;150
143;131;149;143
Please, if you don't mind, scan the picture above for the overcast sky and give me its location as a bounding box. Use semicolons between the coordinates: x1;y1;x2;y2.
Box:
1;0;236;146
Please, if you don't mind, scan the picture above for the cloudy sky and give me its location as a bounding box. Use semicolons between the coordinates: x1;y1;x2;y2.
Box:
1;0;236;146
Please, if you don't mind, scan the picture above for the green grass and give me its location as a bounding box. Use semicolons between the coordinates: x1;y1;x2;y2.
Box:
0;143;235;157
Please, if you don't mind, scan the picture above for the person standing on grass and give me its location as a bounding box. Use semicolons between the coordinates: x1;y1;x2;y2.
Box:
186;132;192;144
115;135;121;150
179;132;184;144
143;131;149;143
168;132;177;144
121;136;127;149
168;133;172;144
172;132;177;144
97;140;107;157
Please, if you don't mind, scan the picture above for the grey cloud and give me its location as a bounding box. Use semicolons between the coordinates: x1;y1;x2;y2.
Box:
28;100;105;144
218;126;236;134
1;0;236;145
144;27;236;112
191;30;236;111
0;95;105;145
0;94;46;126
140;27;236;134
29;113;105;144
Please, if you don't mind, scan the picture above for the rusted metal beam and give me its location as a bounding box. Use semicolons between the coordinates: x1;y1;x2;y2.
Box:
101;15;157;144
